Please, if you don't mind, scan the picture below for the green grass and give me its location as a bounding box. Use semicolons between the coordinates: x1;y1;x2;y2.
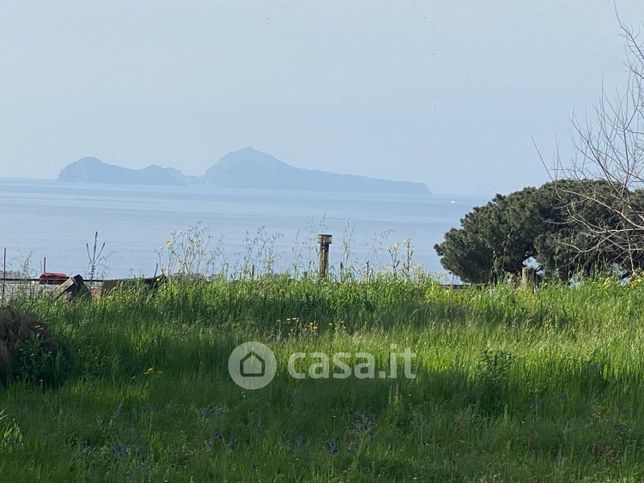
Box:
1;277;643;481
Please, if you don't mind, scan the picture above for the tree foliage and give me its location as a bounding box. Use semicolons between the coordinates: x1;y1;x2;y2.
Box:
435;180;644;283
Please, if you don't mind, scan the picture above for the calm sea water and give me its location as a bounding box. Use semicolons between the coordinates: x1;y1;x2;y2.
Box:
0;179;484;279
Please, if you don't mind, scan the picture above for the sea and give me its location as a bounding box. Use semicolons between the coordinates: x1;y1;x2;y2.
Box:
0;179;485;280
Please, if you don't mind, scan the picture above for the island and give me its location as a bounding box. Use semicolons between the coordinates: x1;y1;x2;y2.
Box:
58;148;430;195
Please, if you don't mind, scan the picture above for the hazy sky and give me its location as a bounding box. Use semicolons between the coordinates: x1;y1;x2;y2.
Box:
0;0;642;194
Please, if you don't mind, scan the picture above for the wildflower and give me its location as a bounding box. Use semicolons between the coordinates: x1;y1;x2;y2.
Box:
112;443;129;457
325;440;339;455
349;410;376;436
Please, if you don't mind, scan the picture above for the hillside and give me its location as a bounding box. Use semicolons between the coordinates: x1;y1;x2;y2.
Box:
204;148;429;194
58;157;192;185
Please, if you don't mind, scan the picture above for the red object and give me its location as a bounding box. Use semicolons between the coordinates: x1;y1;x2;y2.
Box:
39;272;69;285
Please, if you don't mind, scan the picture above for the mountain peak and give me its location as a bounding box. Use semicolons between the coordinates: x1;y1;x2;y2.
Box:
74;156;105;166
209;147;290;173
236;147;264;155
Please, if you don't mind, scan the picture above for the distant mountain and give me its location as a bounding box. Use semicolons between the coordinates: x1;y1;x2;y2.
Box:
204;148;429;194
58;157;192;185
58;149;430;194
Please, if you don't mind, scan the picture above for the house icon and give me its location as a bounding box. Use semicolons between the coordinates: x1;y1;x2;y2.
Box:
229;342;277;389
240;351;266;378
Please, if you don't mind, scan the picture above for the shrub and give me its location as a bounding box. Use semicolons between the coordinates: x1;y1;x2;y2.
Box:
0;308;67;387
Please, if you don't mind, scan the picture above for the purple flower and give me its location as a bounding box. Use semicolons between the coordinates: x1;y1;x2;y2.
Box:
325;440;339;455
112;443;128;457
349;411;376;436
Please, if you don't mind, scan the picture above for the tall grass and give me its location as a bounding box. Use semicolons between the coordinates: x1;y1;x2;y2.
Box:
0;277;642;481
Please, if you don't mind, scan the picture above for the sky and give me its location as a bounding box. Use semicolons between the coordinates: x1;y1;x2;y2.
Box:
0;0;642;195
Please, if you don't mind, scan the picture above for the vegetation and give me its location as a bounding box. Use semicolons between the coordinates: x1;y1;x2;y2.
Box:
551;18;644;272
0;308;66;387
0;277;642;481
434;180;644;283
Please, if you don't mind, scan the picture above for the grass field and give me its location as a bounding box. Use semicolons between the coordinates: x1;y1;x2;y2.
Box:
0;277;643;481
